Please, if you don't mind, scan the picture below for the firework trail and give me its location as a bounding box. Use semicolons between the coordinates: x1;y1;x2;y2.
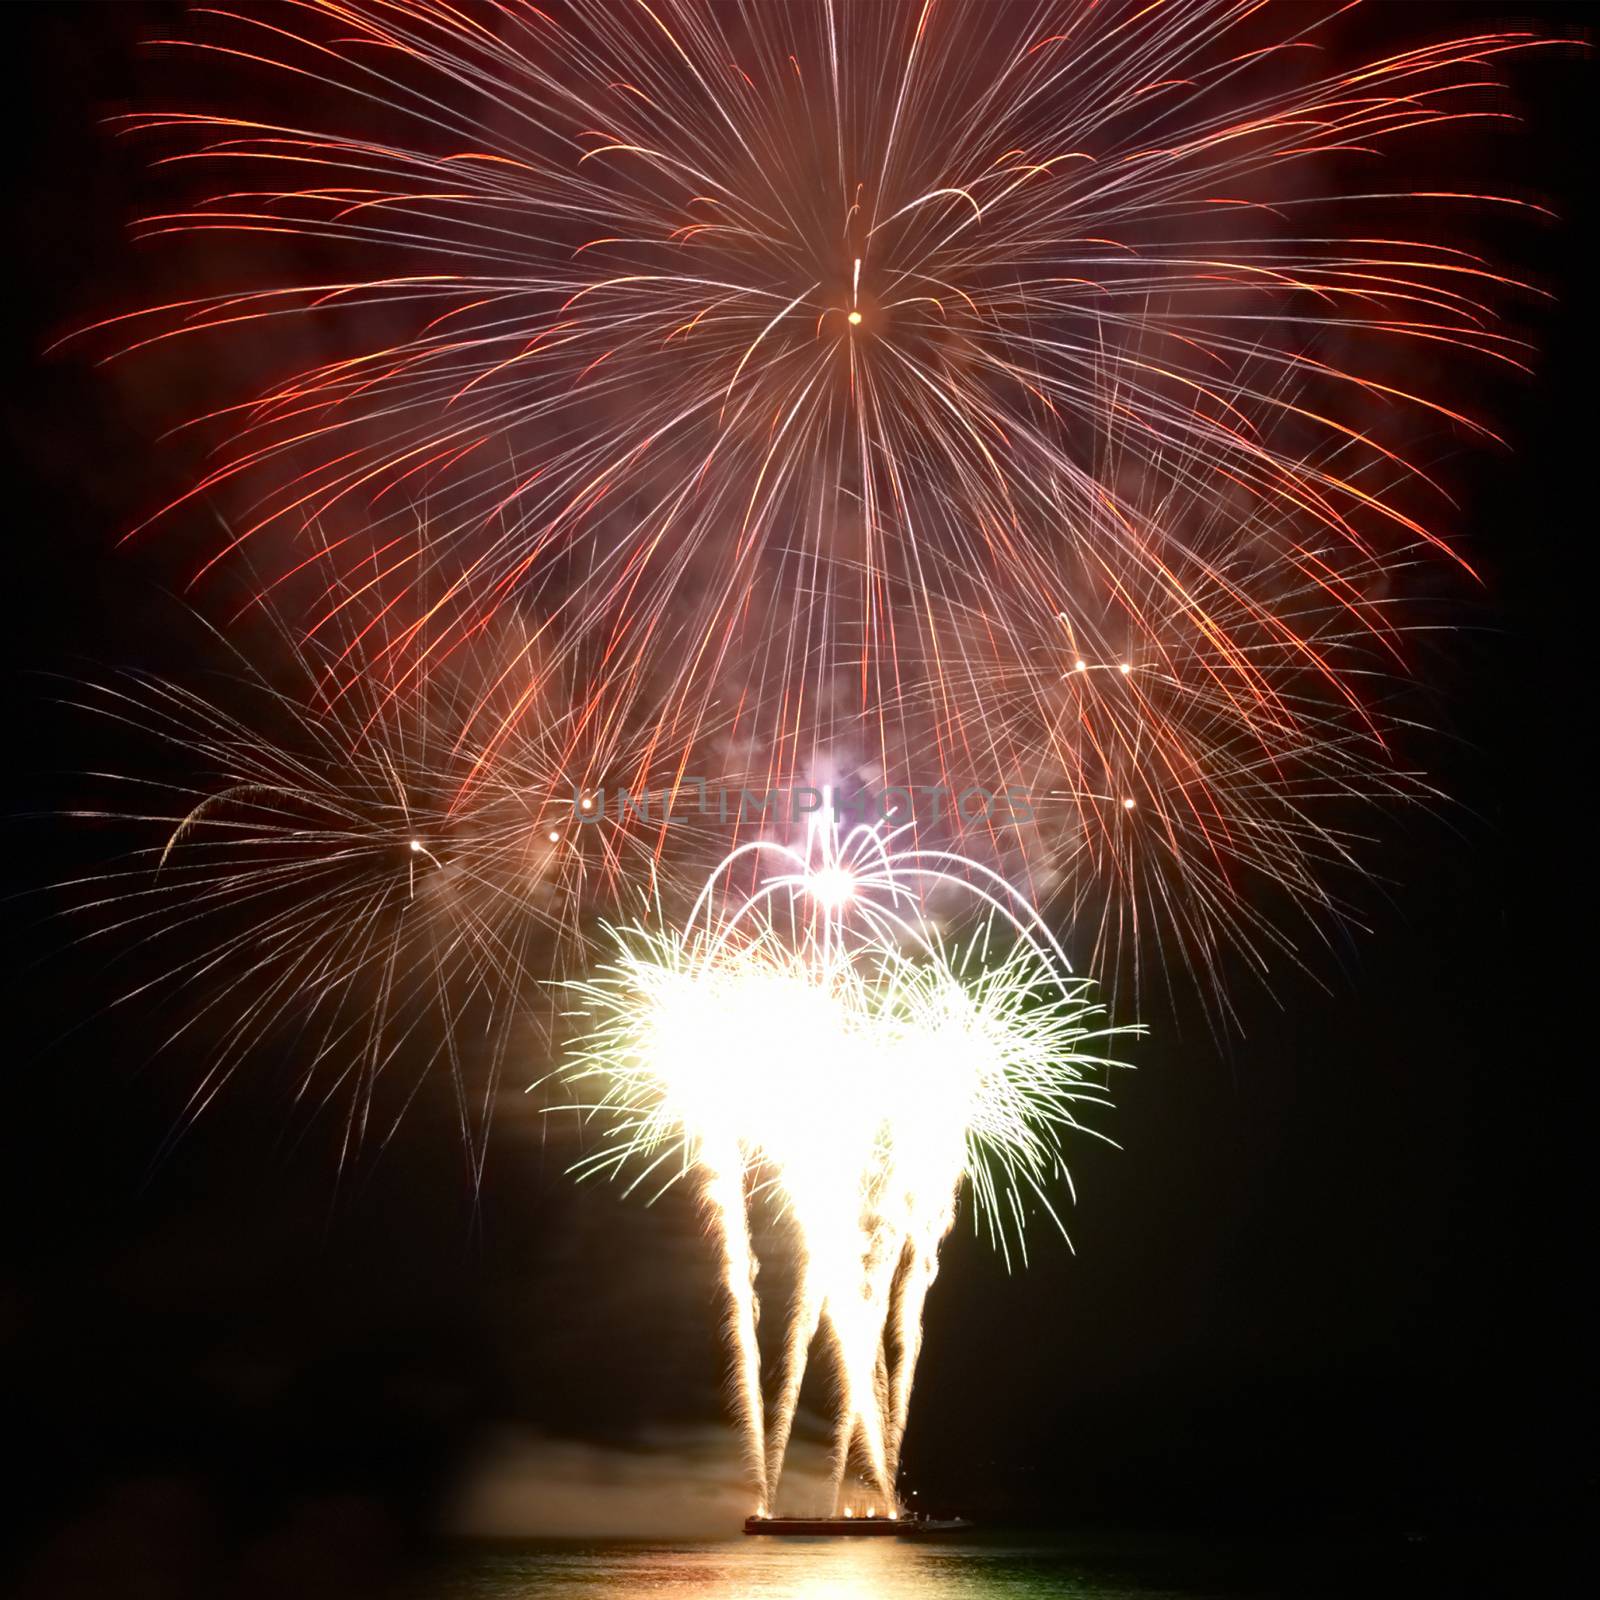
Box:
559;805;1136;1511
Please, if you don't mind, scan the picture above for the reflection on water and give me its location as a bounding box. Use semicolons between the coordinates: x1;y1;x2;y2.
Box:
415;1535;1257;1599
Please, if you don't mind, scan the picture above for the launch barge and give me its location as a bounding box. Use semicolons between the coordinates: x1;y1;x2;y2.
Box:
743;1513;972;1537
744;1514;900;1537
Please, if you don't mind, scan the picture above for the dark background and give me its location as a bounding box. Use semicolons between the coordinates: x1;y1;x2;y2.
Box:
2;4;1591;1595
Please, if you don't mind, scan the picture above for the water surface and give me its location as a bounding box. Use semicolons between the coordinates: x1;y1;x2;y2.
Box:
411;1531;1501;1599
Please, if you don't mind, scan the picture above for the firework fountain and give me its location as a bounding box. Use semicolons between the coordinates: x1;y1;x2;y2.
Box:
559;804;1135;1513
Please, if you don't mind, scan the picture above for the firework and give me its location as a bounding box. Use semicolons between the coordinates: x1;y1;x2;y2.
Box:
54;549;766;1167
65;0;1550;989
558;806;1136;1511
876;408;1449;1019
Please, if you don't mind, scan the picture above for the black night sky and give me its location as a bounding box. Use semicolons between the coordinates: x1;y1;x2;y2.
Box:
1;5;1591;1597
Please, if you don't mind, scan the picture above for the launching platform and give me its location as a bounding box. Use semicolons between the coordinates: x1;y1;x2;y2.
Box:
743;1513;973;1537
